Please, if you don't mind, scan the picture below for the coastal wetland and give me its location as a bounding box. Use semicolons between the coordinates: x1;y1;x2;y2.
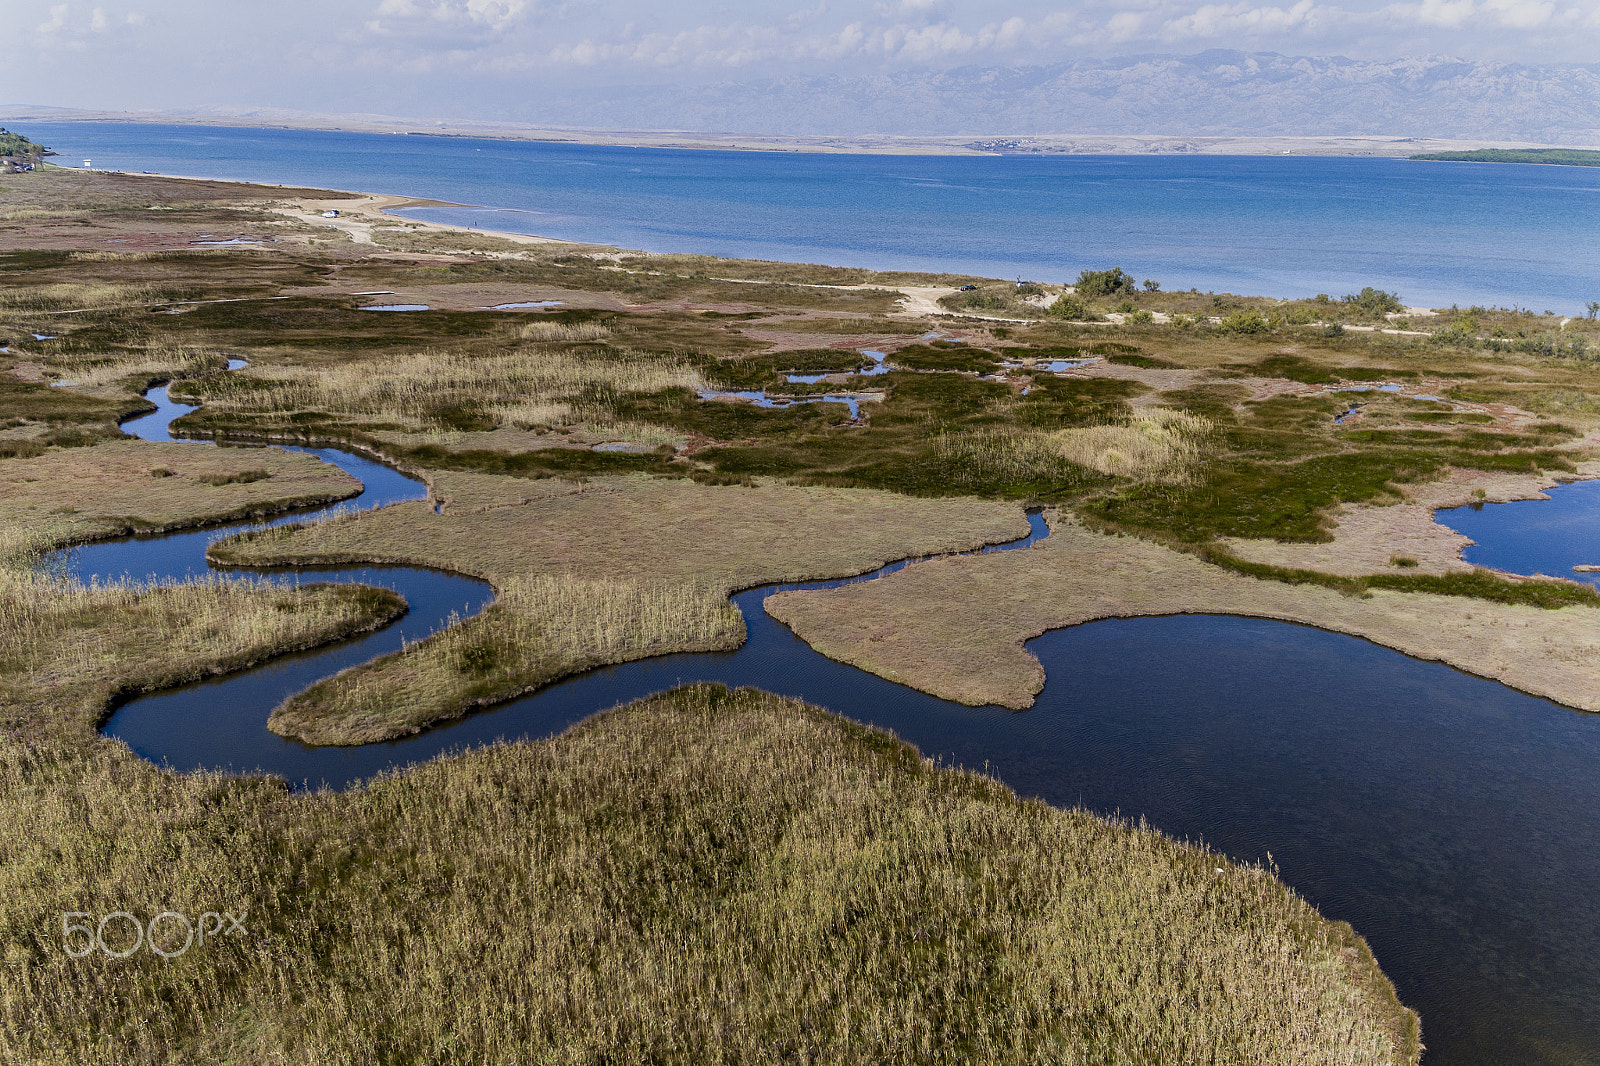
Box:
4;167;1600;1063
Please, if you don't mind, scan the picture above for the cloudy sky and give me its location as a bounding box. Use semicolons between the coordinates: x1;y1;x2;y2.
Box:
6;0;1598;120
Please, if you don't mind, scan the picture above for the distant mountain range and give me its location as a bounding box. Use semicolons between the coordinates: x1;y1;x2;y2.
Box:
6;52;1598;147
538;52;1600;144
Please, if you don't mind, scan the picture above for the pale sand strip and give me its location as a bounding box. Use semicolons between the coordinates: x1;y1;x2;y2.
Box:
766;514;1600;712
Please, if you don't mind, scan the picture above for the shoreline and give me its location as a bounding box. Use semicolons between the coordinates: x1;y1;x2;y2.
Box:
9;107;1594;158
24;167;1600;321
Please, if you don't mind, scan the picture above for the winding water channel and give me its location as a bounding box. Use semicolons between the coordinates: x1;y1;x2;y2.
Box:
61;382;1600;1066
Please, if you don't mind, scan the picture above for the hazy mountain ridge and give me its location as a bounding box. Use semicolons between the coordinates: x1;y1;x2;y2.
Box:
5;52;1596;147
545;52;1600;142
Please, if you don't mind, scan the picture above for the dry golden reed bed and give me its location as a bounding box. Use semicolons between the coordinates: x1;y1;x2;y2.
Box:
0;684;1417;1065
933;408;1213;488
187;337;707;433
270;574;744;744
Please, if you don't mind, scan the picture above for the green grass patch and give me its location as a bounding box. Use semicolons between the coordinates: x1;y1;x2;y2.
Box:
1404;411;1496;424
1086;451;1443;542
1251;354;1339;384
1199;546;1600;609
888;343;1003;373
1411;148;1600;167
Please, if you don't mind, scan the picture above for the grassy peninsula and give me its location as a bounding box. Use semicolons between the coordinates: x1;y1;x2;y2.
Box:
1411;148;1600;166
19;159;1600;1061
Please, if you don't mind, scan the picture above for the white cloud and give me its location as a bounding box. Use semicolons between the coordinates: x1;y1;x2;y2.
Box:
33;2;143;39
1105;11;1149;39
37;4;69;32
368;0;531;38
1161;0;1320;40
1481;0;1554;24
1405;0;1477;27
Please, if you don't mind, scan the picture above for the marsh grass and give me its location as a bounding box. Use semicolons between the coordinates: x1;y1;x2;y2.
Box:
933;427;1085;487
186;347;706;432
0;441;361;546
517;320;612;343
1196;545;1600;610
929;410;1210;496
213;472;1036;738
0;282;178;313
0;683;1417;1064
0;566;403;740
43;344;228;388
1054;408;1213;484
271;575;744;744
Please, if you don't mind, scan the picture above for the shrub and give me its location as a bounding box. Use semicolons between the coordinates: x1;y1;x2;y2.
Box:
1074;267;1138;298
955;290;1013;312
1219;310;1270;335
1047;295;1089;321
1127;309;1154;325
1343;287;1404;317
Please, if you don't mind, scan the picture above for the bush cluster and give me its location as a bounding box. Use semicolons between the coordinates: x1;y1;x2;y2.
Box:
1074;267;1139;298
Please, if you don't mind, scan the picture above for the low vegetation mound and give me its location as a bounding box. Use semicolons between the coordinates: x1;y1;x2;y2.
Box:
0;684;1418;1064
0;440;362;545
271;574;744;744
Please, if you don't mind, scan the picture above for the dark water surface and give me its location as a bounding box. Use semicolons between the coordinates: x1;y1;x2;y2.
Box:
1438;477;1600;586
74;389;1600;1065
24;121;1600;312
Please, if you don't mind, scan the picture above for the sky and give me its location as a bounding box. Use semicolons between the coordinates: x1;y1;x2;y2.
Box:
5;0;1599;121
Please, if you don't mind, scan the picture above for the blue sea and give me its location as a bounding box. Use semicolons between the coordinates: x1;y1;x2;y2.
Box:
24;122;1600;314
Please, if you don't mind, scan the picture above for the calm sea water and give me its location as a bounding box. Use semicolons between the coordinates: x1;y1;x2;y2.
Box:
24;121;1600;313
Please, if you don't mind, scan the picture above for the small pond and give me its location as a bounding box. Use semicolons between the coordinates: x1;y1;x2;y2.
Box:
1437;477;1600;584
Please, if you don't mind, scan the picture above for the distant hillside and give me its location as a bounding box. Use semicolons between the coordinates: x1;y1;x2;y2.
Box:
1412;148;1600;166
536;52;1600;144
0;128;47;159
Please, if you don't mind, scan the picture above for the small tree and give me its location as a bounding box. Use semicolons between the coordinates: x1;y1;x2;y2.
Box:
1586;300;1599;320
1343;287;1404;317
1219;310;1270;335
1074;267;1137;298
1142;279;1160;293
1047;294;1088;321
